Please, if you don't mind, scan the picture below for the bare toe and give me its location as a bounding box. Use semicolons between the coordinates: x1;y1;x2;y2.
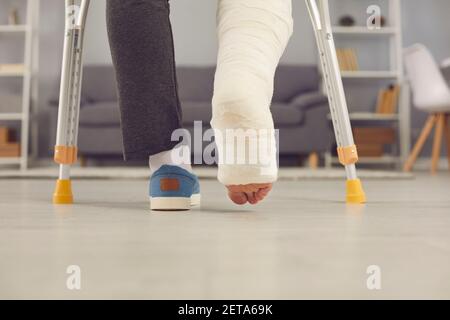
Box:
246;192;258;204
256;185;272;200
228;191;248;205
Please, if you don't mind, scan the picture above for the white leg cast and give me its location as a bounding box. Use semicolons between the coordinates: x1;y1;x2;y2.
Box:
53;0;90;204
306;0;366;203
212;0;294;186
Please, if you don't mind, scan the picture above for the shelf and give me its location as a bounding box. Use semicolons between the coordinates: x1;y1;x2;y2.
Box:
0;25;27;32
0;71;26;77
0;113;23;121
0;157;22;165
329;156;399;165
341;70;398;79
332;26;397;35
327;0;409;166
327;112;399;121
349;112;399;121
0;64;27;77
0;0;39;171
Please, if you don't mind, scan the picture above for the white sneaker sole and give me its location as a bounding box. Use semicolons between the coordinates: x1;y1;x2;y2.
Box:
150;194;201;211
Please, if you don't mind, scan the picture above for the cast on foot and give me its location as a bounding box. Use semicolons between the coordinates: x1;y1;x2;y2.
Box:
211;0;293;206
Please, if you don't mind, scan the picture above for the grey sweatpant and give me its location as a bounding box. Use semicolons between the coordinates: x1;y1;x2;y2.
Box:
106;0;181;160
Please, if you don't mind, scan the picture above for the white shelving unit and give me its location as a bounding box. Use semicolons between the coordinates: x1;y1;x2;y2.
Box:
0;24;28;32
341;70;397;79
333;26;396;35
324;0;410;167
0;0;39;170
328;112;399;121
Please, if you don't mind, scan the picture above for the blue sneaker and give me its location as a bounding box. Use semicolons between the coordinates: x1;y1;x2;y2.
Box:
149;165;201;211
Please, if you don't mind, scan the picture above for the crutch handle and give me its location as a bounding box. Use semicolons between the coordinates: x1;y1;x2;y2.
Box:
306;0;323;31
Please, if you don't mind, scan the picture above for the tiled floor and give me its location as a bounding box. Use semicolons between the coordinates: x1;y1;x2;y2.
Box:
0;173;449;299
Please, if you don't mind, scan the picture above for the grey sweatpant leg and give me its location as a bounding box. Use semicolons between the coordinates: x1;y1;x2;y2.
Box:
106;0;182;160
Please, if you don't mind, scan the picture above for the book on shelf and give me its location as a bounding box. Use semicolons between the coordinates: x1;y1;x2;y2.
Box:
336;48;359;71
353;127;396;158
0;127;9;144
351;83;400;159
0;127;20;158
355;144;384;157
353;127;396;145
376;84;400;114
0;143;20;157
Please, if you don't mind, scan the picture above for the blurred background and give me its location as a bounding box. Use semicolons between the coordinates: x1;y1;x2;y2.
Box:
1;0;450;173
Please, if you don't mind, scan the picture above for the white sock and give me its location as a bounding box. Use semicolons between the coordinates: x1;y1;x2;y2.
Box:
149;145;193;174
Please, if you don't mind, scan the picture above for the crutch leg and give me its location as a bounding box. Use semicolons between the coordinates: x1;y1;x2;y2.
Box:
306;0;366;204
53;0;90;204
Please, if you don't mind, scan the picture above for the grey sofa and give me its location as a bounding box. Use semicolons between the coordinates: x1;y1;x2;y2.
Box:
49;65;332;160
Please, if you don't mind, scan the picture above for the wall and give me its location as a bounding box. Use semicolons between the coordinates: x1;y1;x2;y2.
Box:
82;0;450;64
1;0;450;157
82;0;318;65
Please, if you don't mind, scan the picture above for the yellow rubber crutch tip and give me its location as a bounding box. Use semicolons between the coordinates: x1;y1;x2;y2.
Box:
53;179;73;204
346;179;367;204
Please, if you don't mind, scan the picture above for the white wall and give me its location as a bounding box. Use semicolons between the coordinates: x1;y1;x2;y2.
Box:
82;0;450;65
82;0;318;65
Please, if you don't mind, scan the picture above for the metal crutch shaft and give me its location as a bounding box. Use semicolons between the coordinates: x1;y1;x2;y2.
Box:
53;0;90;204
306;0;366;203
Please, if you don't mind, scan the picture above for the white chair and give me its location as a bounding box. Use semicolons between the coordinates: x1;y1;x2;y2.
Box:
403;44;450;173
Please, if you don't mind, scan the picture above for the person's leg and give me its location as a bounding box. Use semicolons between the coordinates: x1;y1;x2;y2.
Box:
106;0;182;161
212;0;293;204
107;0;197;211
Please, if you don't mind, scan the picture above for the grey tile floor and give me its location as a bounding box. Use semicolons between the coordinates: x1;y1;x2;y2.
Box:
0;173;449;299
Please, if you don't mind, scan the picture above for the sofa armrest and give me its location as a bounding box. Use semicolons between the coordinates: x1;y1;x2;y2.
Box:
299;98;334;151
289;91;328;110
48;96;59;107
441;57;450;69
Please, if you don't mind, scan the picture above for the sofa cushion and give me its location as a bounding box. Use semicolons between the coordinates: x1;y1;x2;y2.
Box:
182;101;303;126
77;64;319;104
176;65;320;104
182;101;212;125
79;102;121;126
78;126;123;154
176;67;215;102
273;65;320;102
81;66;118;102
289;91;329;110
271;103;303;126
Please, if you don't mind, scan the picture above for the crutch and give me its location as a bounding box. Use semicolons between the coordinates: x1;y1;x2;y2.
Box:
306;0;366;203
53;0;90;204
